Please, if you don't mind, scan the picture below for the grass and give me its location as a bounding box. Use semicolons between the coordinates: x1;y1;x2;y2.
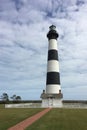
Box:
26;108;87;130
0;105;87;130
0;104;5;108
0;106;44;130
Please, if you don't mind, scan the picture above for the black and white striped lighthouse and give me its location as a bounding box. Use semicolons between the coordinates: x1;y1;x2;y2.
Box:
41;25;63;107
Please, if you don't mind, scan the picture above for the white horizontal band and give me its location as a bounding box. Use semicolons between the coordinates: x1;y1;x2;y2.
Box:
48;39;58;50
46;85;61;94
47;60;59;72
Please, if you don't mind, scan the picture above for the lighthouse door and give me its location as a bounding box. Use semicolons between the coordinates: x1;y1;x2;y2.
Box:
48;98;53;107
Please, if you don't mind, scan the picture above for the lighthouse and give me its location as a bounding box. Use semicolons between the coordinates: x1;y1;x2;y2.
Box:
41;25;63;107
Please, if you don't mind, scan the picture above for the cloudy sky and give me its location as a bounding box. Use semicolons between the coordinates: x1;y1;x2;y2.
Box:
0;0;87;100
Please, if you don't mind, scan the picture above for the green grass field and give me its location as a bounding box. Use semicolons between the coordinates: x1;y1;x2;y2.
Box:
0;104;87;130
26;108;87;130
0;105;44;130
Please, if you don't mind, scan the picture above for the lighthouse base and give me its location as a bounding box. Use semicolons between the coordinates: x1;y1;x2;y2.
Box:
40;91;63;108
41;98;63;108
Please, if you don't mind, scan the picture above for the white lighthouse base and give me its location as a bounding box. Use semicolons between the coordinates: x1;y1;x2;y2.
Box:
41;98;63;108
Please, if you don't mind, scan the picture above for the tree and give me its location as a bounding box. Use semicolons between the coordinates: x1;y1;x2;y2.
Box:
16;96;21;101
11;94;21;102
10;95;16;101
1;93;9;101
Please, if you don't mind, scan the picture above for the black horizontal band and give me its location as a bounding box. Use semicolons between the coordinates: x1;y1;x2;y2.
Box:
48;50;58;61
46;72;60;85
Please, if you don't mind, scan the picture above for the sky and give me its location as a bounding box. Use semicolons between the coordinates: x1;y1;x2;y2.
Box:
0;0;87;100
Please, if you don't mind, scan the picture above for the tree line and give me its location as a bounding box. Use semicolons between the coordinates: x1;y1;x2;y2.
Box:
0;93;21;103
